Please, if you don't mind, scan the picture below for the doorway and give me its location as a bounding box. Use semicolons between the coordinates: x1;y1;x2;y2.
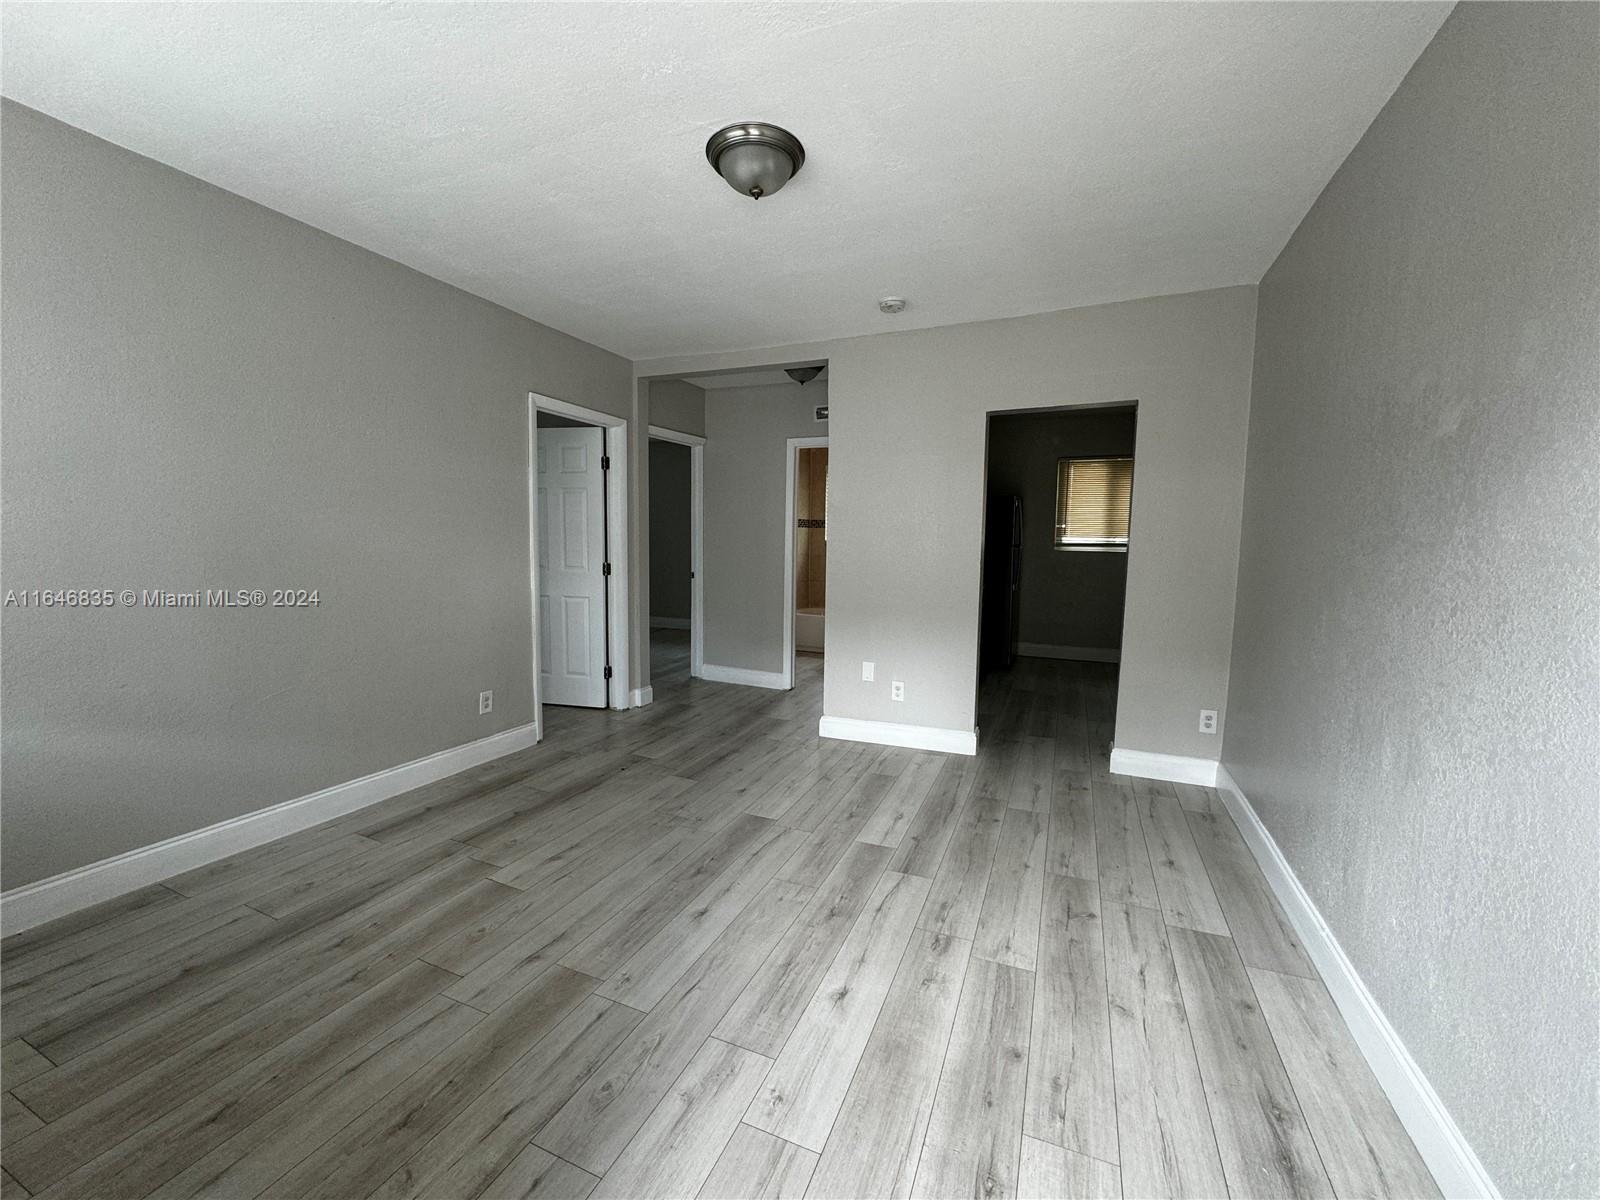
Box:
784;435;829;688
647;425;705;689
978;404;1137;720
528;393;631;725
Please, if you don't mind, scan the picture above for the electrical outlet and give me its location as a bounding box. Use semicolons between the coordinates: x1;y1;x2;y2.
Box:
479;690;494;716
891;681;905;702
1198;709;1217;734
862;661;875;682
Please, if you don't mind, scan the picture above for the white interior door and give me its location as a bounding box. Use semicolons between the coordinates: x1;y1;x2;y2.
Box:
537;425;608;707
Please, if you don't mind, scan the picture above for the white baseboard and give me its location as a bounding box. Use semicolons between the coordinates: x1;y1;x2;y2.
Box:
1108;747;1218;786
649;616;690;630
819;715;978;757
629;686;654;708
1214;766;1498;1200
700;664;789;690
0;721;542;937
1016;642;1121;663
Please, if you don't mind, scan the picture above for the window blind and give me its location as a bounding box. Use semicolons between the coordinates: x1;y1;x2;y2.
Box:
1055;456;1133;546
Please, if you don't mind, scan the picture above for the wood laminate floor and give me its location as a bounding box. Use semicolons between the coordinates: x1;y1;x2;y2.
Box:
0;631;1439;1199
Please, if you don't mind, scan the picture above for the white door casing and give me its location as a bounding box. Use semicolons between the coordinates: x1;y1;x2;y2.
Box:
537;425;608;707
648;425;707;680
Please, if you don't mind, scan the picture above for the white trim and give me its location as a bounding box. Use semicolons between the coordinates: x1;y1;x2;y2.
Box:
529;392;633;713
536;393;623;427
647;425;706;448
1017;642;1121;663
650;616;690;630
647;425;705;681
524;417;549;707
690;443;704;680
1108;747;1219;786
0;722;541;936
701;663;789;690
629;686;654;707
1214;766;1498;1200
819;715;978;756
784;435;829;691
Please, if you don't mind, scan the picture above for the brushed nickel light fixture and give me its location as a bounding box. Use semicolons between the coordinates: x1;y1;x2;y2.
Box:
705;122;805;200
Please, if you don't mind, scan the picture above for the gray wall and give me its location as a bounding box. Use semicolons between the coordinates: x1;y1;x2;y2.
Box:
987;408;1137;653
0;102;634;888
704;382;828;674
829;289;1254;749
640;287;1257;755
647;379;706;439
648;440;692;622
1222;7;1599;1197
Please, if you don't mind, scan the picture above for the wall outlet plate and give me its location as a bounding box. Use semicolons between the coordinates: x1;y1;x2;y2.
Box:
479;690;494;715
891;681;905;702
1198;708;1217;734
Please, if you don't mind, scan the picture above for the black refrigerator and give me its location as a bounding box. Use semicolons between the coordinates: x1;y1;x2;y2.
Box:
980;495;1023;674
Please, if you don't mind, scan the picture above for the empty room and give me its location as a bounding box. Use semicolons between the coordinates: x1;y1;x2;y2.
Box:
0;5;1594;1200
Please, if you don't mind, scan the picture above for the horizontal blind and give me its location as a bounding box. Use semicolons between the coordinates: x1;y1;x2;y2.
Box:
1056;457;1133;544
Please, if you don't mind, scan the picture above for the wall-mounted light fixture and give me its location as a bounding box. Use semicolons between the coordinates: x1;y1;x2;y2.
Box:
706;123;805;200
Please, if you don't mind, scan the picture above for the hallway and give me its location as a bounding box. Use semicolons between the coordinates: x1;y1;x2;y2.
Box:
2;651;1433;1199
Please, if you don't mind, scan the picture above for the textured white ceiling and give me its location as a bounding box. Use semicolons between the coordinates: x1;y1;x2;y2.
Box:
1;2;1449;360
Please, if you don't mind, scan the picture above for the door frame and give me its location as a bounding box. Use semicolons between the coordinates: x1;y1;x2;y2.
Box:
647;424;706;680
528;392;632;730
783;435;830;690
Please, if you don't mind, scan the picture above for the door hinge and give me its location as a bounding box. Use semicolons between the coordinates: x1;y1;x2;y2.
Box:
604;665;613;680
602;562;612;577
601;455;611;470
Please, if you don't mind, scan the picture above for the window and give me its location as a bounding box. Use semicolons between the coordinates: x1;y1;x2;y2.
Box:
1055;456;1133;549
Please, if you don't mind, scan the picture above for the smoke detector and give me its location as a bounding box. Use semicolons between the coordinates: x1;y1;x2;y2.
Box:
878;297;907;314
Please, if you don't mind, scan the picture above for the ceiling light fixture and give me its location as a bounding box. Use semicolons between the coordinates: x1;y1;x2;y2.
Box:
705;123;805;200
785;366;823;386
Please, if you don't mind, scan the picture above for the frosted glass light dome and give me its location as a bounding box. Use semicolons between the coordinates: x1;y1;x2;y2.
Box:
705;123;805;200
